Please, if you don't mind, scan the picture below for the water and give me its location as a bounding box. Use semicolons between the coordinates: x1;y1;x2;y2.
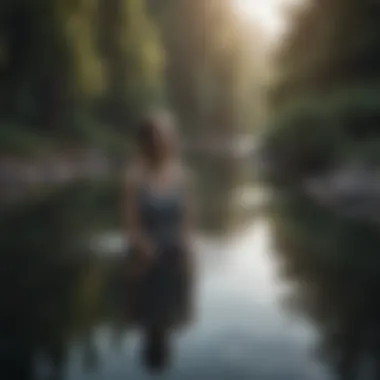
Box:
1;178;380;379
62;220;326;380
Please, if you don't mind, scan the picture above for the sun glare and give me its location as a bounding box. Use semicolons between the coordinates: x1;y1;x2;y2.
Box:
234;0;288;38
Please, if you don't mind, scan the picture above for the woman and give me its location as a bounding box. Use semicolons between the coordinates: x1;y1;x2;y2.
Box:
124;109;195;371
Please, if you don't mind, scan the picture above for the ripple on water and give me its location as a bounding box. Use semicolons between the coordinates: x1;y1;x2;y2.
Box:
67;218;328;380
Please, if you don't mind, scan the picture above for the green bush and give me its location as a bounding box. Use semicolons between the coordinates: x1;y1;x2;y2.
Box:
62;113;130;153
0;125;51;156
0;118;131;158
265;85;380;185
327;85;380;140
264;99;346;183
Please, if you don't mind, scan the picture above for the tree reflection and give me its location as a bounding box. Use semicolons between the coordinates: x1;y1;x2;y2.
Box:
0;182;111;379
0;160;246;378
271;192;380;379
191;155;249;234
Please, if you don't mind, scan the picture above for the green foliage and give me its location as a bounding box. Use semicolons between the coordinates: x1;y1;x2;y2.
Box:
0;0;165;152
0;124;50;156
274;0;380;105
0;0;261;155
326;85;380;141
0;180;120;372
267;0;380;184
96;0;165;128
271;191;380;377
266;83;380;183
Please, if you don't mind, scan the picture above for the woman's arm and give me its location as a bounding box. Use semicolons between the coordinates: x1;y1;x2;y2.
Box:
124;169;154;260
182;169;197;248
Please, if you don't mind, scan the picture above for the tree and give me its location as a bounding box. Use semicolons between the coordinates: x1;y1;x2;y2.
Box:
266;0;380;184
274;0;380;106
96;0;164;130
151;0;264;135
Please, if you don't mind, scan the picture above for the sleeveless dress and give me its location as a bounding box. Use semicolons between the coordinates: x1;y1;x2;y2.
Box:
126;177;192;329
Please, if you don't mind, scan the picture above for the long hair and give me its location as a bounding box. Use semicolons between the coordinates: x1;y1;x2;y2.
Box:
135;109;178;162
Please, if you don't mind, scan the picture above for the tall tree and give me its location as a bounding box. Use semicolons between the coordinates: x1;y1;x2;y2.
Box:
274;0;380;107
97;0;164;130
266;0;380;183
152;0;263;135
0;0;103;130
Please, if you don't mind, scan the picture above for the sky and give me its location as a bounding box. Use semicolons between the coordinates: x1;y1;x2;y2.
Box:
234;0;306;40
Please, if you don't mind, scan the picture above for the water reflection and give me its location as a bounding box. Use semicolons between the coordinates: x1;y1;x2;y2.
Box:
64;221;324;380
270;191;380;379
0;157;251;379
2;168;368;379
0;185;99;380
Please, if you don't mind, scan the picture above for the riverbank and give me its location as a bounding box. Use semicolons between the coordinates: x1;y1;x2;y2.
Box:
0;151;115;203
302;165;380;223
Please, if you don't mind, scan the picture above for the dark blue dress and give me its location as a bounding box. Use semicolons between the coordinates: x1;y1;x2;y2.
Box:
126;180;192;329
